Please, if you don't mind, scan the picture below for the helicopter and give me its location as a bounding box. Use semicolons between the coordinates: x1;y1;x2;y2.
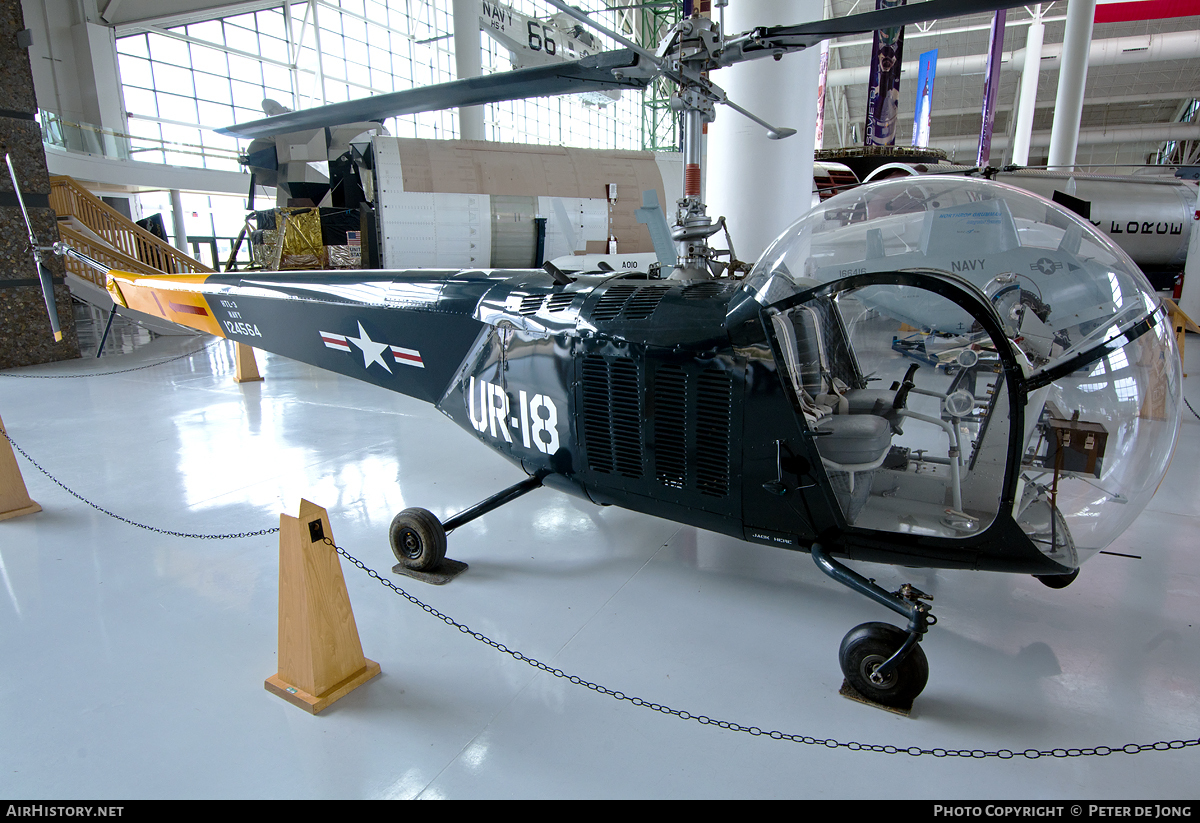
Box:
21;0;1183;710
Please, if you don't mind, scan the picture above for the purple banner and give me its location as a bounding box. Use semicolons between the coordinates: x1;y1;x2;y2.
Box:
977;10;1007;166
864;0;907;147
815;40;830;148
911;49;937;147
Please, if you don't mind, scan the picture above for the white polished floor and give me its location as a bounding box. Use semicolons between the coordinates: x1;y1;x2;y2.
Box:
1;324;1198;799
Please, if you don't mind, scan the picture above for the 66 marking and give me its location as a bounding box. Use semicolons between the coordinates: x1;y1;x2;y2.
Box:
469;376;559;454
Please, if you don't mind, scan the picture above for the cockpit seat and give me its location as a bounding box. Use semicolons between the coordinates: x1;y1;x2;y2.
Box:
813;414;893;522
812;414;893;465
841;363;919;434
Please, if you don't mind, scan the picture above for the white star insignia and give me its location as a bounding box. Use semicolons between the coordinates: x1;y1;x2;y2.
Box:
346;321;392;374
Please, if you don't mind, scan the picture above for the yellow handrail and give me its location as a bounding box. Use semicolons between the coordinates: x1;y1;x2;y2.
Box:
48;176;213;276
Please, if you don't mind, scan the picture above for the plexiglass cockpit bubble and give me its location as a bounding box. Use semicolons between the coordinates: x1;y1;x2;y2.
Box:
743;176;1181;564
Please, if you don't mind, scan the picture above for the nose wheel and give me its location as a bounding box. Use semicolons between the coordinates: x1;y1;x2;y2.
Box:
812;543;934;711
839;622;929;708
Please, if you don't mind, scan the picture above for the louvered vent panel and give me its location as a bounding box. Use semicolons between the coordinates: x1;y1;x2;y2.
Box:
653;366;687;489
581;355;644;479
519;294;545;316
581;356;614;474
609;359;644;478
624;286;669;320
681;282;727;300
593;285;637;321
695;370;732;497
546;292;574;312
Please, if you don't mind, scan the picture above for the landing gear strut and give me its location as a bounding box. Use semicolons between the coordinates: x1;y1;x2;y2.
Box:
389;473;545;575
811;543;934;710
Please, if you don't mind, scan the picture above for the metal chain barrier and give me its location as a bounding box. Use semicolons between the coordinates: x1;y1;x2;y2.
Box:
0;426;278;540
4;338;1196;753
328;537;1199;759
0;339;219;379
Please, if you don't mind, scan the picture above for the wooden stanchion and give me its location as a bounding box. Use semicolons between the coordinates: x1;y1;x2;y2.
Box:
265;499;380;714
1162;298;1200;378
234;342;263;383
0;414;41;522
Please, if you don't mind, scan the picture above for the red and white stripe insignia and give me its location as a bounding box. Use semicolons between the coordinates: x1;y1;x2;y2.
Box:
320;331;351;352
390;345;425;368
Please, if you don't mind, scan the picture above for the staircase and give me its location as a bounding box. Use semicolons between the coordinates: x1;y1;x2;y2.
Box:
48;176;212;290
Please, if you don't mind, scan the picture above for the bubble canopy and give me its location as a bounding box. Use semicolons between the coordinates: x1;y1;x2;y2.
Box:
738;176;1181;561
745;177;1162;370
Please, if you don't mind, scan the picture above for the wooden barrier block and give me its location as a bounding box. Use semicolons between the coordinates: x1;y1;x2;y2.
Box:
234;342;263;383
265;499;380;714
0;414;41;522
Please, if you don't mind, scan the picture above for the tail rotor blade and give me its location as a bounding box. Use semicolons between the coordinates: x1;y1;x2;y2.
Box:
36;262;63;343
5;153;63;343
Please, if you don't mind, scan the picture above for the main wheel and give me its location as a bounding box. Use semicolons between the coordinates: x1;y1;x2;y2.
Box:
389;507;446;572
838;622;929;708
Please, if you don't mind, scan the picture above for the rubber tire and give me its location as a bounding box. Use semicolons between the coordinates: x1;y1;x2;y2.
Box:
838;622;929;708
1035;568;1079;589
389;507;446;572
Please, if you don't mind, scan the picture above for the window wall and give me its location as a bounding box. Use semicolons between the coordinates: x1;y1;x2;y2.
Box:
479;0;642;148
115;0;642;173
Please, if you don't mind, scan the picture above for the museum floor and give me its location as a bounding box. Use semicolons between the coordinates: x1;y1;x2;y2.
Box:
1;316;1198;799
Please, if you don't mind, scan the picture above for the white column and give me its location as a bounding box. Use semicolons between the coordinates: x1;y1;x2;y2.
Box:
1010;9;1044;166
1047;0;1096;170
452;0;485;141
706;0;822;265
282;1;302;109
170;189;188;254
309;0;328;105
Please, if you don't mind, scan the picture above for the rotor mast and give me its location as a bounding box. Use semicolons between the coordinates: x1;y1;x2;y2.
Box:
546;1;800;280
669;15;726;280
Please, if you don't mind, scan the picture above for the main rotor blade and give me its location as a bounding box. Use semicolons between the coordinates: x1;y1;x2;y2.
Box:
218;49;649;139
760;0;1025;43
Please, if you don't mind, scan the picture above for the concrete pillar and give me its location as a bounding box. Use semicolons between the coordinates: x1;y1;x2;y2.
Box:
22;0;127;149
452;0;485;141
1;0;79;368
706;0;822;265
70;22;126;138
1047;0;1097;170
1010;11;1045;166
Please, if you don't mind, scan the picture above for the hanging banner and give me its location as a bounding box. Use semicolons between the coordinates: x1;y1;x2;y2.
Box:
911;49;937;148
977;10;1007;167
1095;0;1200;23
815;40;830;149
864;0;907;147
